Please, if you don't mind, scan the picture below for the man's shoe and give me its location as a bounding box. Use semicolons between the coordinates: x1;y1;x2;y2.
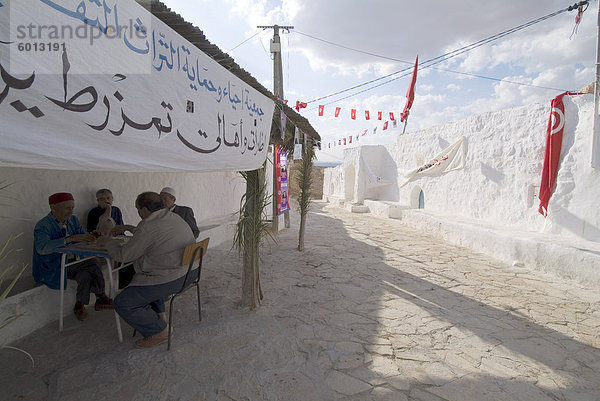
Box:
74;303;88;321
94;294;114;311
135;335;168;348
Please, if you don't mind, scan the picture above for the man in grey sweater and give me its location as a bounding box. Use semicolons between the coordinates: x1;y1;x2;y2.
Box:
97;192;195;348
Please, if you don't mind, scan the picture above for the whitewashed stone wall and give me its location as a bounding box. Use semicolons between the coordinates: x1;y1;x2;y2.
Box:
324;95;600;243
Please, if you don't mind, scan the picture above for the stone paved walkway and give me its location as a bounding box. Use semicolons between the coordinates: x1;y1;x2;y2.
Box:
1;202;600;400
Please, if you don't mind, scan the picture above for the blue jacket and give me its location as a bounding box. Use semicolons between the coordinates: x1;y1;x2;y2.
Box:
33;213;86;290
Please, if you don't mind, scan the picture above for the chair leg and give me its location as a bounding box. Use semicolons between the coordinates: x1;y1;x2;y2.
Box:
195;283;201;321
167;295;176;351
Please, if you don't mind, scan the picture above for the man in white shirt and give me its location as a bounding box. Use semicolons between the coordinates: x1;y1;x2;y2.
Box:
97;192;195;348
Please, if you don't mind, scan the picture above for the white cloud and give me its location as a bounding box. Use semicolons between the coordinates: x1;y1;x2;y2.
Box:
163;0;597;137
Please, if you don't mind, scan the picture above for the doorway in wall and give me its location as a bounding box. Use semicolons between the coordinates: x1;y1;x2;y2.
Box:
410;186;424;209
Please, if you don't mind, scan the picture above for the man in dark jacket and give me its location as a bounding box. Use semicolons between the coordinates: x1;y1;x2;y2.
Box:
86;188;124;233
159;187;200;239
87;188;135;288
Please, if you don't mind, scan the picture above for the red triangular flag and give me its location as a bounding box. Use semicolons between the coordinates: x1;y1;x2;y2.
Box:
389;112;395;121
318;105;324;116
351;109;356;120
335;107;341;117
378;111;382;120
401;56;418;122
365;110;370;120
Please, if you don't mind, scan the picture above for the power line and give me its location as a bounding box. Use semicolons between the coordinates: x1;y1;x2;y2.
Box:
294;30;409;64
434;69;566;92
226;28;267;54
296;4;576;106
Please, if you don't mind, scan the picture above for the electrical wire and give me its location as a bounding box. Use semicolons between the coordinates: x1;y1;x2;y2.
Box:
225;28;266;54
293;30;409;64
258;34;271;59
295;5;574;106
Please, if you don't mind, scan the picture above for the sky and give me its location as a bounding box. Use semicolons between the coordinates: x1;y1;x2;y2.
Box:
159;0;597;164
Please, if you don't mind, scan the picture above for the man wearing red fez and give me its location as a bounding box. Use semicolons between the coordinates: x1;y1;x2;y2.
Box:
33;192;114;321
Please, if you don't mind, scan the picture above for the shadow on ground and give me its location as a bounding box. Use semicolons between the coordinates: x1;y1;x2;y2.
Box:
1;202;599;400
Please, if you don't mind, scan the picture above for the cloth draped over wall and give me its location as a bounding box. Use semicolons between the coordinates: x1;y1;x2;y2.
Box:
400;136;466;188
0;0;274;172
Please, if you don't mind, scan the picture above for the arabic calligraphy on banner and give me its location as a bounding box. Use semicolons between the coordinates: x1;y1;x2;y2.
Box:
0;0;274;172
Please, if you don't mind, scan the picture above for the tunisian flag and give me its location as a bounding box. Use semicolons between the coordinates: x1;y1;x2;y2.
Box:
538;92;576;217
401;56;418;122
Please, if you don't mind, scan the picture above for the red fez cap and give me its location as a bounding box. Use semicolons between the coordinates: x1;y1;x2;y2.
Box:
49;192;74;205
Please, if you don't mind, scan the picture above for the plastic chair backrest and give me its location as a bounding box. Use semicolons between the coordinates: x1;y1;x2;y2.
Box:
182;237;210;266
178;237;210;291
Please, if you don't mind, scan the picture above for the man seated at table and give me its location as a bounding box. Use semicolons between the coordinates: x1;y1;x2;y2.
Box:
86;188;124;234
87;188;135;288
159;187;200;239
33;192;114;321
96;192;195;348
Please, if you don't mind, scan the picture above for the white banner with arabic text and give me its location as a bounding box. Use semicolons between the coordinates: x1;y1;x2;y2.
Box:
0;0;274;172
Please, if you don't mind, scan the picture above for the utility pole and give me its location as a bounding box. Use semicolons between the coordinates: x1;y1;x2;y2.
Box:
258;24;294;231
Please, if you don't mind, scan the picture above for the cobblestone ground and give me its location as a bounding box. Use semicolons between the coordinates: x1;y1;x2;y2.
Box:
1;201;600;401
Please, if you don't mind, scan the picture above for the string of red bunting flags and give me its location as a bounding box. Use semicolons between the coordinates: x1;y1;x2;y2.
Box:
288;55;419;152
292;102;402;149
318;105;398;122
294;100;397;122
324;119;400;149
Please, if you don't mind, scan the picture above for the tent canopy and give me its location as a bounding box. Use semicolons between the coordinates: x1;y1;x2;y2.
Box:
0;0;319;172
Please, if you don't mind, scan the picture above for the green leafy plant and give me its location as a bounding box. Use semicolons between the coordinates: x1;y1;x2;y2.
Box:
296;141;315;251
233;163;275;310
0;183;34;367
0;233;27;329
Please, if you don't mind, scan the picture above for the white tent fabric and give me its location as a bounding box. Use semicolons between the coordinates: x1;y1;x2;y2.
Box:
0;0;274;172
400;136;466;188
